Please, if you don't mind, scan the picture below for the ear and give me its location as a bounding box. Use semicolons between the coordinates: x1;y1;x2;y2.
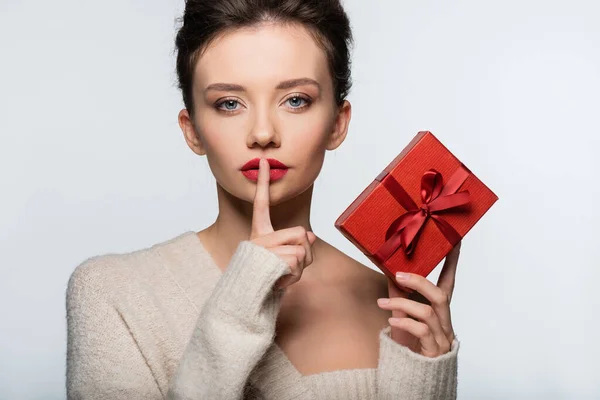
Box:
326;100;352;151
178;109;206;156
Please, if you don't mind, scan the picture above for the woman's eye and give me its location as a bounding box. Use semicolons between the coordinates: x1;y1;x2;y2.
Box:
217;99;240;112
286;96;309;109
216;96;310;113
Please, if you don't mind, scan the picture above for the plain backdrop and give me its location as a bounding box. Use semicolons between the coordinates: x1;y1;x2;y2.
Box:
1;0;599;399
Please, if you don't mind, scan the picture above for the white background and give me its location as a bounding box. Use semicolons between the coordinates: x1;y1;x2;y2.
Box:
1;0;599;398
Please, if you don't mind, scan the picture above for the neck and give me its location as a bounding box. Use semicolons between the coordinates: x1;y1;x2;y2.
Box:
199;182;317;269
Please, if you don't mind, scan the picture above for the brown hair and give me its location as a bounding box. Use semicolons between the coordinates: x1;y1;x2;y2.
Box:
174;0;353;119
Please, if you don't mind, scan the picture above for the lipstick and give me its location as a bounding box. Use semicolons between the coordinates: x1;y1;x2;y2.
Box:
241;158;288;182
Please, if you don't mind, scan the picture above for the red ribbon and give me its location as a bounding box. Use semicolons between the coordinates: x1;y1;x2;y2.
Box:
372;165;471;264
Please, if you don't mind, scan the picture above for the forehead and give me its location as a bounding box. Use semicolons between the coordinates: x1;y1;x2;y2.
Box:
194;22;330;88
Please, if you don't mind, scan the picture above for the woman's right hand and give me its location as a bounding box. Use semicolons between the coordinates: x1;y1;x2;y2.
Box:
249;158;317;290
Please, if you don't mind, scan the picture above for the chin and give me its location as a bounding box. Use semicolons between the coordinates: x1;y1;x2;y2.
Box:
250;182;298;206
270;180;314;206
226;180;311;206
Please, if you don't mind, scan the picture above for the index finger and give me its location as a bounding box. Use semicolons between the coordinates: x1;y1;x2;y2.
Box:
251;158;274;236
437;242;461;303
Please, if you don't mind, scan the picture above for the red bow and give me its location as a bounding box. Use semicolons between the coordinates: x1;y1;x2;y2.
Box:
372;165;471;264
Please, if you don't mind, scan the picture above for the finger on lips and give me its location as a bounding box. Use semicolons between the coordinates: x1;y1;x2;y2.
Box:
251;158;274;237
250;158;317;289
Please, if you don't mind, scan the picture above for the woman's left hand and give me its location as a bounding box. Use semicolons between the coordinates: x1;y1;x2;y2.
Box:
377;242;461;358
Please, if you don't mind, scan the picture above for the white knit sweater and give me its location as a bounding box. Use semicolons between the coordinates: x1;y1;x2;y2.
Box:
66;231;459;399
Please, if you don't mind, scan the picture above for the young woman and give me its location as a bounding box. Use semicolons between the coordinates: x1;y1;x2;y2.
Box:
66;1;461;399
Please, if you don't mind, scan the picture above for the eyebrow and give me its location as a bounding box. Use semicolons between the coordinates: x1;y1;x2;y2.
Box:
205;78;321;93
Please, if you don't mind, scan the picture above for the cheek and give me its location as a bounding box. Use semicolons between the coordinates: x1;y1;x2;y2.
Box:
286;120;330;182
199;116;245;158
286;116;331;153
199;130;242;181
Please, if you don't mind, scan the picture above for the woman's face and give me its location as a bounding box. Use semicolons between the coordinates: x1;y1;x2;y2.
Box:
179;22;351;205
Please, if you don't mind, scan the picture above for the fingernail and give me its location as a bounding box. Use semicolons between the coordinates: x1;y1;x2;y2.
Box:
377;298;390;305
396;272;410;280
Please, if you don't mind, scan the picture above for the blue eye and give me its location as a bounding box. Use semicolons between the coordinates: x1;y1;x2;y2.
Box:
217;99;239;112
215;95;311;114
286;96;310;109
287;97;304;107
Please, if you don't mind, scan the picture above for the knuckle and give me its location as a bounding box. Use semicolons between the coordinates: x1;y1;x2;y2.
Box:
289;254;299;266
418;324;431;337
284;255;297;268
294;226;307;237
433;290;448;307
441;339;451;353
424;305;436;319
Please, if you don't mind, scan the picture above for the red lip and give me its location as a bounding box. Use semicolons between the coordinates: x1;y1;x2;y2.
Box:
241;158;288;171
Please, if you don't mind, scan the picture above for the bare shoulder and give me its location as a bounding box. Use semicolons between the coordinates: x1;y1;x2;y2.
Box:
293;238;392;338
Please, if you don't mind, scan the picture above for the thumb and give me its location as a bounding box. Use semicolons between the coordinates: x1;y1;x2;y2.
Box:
307;231;317;244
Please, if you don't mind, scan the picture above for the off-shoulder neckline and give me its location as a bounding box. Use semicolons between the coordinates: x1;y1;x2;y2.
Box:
183;231;378;379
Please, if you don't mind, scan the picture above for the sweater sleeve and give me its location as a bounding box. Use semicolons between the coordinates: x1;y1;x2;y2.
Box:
376;326;459;400
167;240;291;400
66;257;164;399
66;240;291;400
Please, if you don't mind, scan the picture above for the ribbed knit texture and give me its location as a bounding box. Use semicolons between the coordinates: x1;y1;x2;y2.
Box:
66;231;459;399
378;326;459;400
303;368;377;400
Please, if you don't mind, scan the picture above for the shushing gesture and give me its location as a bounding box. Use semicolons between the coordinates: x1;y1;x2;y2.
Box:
249;158;317;290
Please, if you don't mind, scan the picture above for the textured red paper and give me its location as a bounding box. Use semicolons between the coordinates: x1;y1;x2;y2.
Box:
335;131;498;285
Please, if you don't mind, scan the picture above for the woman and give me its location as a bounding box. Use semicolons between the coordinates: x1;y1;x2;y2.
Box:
66;0;461;399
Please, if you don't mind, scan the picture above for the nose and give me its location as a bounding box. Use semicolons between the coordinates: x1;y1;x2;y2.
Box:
246;108;280;149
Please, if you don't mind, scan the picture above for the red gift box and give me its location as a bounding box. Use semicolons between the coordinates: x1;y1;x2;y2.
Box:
335;131;498;285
